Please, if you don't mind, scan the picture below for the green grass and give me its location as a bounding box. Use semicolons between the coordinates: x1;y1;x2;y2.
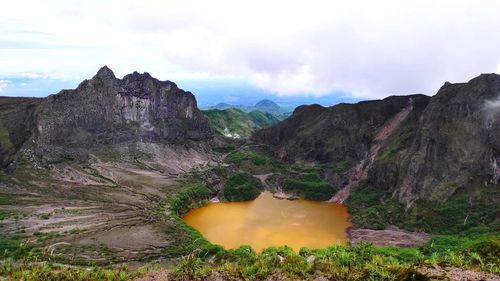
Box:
0;262;134;281
223;172;261;201
171;234;500;280
202;108;280;138
227;150;267;166
226;150;285;174
247;111;280;127
0;193;17;205
282;171;333;201
168;182;213;216
0;209;14;220
0;235;35;260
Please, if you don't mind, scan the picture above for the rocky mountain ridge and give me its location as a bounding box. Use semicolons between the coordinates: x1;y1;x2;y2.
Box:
254;73;500;206
0;66;213;169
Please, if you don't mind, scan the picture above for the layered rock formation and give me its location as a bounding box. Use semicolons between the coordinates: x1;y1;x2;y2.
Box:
254;74;500;205
0;97;41;170
254;94;430;164
368;74;500;205
0;66;213;167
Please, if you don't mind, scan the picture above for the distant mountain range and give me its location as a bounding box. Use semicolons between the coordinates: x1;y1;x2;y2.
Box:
201;99;289;138
202;108;280;139
205;99;291;120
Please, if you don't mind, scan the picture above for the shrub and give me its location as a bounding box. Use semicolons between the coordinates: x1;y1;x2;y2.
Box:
282;172;333;200
169;182;213;215
212;145;236;153
223;172;261;201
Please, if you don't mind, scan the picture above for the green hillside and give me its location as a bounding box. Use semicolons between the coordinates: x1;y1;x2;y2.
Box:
202;108;280;138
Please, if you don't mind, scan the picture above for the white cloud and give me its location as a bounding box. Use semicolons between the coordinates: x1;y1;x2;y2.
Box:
1;0;500;98
485;98;500;112
0;80;10;92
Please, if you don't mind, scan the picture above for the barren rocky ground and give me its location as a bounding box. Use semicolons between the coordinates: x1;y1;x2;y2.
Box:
0;144;218;267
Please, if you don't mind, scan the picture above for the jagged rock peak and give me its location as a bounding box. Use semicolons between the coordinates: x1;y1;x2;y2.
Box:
123;70;156;82
94;65;116;80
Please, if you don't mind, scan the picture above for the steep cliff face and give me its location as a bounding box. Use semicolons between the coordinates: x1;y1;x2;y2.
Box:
34;66;213;161
0;97;41;171
368;74;500;204
255;74;500;205
253;95;430;165
1;66;213;165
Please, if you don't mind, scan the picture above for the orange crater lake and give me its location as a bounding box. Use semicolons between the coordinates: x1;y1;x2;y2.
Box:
183;191;352;252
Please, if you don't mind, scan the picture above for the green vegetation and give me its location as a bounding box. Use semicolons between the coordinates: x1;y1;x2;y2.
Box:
331;160;352;174
169;182;213;215
282;171;333;201
0;127;13;150
223;172;261;201
0;235;34;260
202;108;279;138
162;181;223;258
377;128;412;163
247;111;280;127
212;145;236;153
0;262;134;281
171;233;499;280
226;150;285;174
347;181;500;234
0;210;14;220
346;185;404;230
0;192;17;205
227;150;267;166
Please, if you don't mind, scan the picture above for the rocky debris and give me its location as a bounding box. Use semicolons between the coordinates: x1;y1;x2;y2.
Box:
489;155;500;184
133;271;170;281
253;173;273;184
329;99;415;203
417;265;500;281
347;225;431;247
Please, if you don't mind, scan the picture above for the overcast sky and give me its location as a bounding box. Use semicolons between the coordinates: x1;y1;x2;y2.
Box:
1;0;500;104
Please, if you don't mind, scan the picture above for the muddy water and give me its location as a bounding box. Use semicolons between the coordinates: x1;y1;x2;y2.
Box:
183;192;351;252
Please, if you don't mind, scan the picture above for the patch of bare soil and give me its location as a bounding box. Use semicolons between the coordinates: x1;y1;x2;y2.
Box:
347;225;431;247
0;144;215;265
418;265;500;281
134;271;171;281
253;173;273;184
